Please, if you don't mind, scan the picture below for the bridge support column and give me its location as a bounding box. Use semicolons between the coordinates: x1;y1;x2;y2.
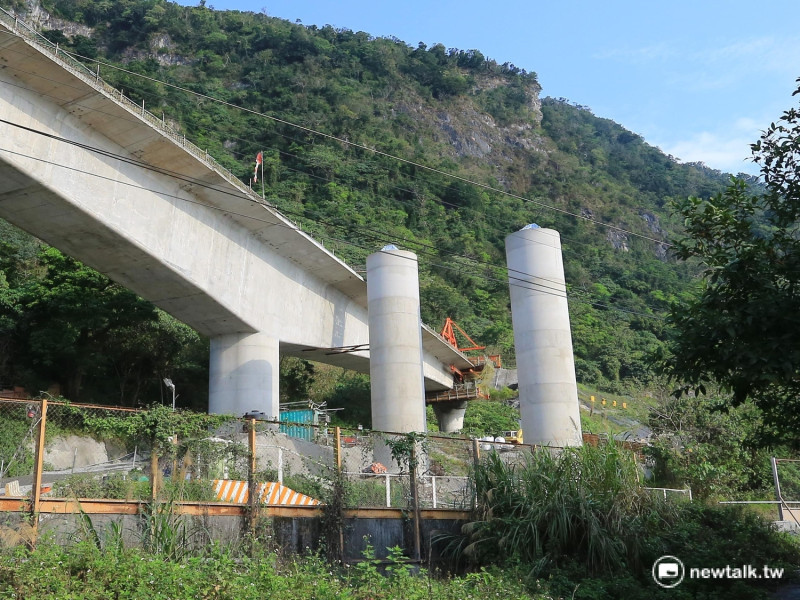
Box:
432;401;468;433
367;247;427;469
209;332;279;419
505;225;582;447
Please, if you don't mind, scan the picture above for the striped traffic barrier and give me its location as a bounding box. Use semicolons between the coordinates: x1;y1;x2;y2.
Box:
213;479;321;506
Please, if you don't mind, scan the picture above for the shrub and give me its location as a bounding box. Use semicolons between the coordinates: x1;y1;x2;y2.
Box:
442;442;665;575
437;442;800;599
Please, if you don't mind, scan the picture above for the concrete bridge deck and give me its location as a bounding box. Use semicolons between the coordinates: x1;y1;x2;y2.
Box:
0;11;471;419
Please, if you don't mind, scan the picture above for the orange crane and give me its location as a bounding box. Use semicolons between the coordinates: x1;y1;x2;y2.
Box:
427;318;499;402
439;318;501;369
440;317;485;352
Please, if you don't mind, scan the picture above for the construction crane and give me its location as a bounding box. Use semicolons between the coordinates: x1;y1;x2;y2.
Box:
439;318;502;371
440;317;485;353
427;318;502;405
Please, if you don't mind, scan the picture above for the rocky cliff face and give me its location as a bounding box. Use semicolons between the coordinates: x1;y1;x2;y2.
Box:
388;79;545;191
18;0;91;37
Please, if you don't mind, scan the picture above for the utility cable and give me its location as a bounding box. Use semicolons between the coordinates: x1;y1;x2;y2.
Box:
0;58;611;262
0;27;672;248
0;108;669;314
0;142;564;298
0;117;576;294
0;137;664;319
0;25;670;314
0;46;661;270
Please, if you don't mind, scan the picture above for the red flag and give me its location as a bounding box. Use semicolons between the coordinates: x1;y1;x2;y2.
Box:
253;151;263;182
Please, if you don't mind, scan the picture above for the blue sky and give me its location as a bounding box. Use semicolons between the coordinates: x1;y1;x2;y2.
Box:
182;0;800;176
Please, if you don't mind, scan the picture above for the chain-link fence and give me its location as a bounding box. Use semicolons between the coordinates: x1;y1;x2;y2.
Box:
339;427;409;509
0;399;252;504
217;419;481;510
0;399;39;495
775;459;800;501
0;399;493;511
424;434;476;509
42;401;146;501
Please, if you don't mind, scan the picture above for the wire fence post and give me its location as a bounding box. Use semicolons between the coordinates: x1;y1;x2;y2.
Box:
171;434;179;485
334;426;342;471
30;397;48;541
332;426;344;560
772;457;785;521
471;437;481;511
150;448;159;502
409;442;422;562
248;418;257;533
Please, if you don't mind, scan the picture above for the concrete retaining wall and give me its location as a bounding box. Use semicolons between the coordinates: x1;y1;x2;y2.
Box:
3;511;465;563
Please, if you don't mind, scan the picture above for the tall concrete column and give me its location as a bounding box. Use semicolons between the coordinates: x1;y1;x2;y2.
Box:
366;246;427;435
367;246;427;470
506;225;582;447
209;332;280;418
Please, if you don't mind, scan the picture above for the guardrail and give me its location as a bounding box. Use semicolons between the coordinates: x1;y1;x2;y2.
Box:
644;486;692;501
0;6;266;208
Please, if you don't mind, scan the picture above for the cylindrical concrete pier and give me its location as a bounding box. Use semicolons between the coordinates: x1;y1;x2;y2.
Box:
433;401;468;433
209;331;280;418
506;225;582;446
366;246;427;435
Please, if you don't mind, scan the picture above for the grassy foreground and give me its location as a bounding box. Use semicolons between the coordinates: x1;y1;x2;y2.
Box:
0;540;539;600
1;443;797;599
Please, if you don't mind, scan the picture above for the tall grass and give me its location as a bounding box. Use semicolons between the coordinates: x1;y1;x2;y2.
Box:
441;443;672;575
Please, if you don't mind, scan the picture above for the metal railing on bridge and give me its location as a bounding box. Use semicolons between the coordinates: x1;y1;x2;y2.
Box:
0;6;313;239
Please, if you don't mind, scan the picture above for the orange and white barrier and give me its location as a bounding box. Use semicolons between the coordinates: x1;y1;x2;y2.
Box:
213;480;321;506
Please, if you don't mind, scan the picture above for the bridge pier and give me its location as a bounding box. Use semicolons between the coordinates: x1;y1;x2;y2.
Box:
432;401;468;433
506;225;582;447
208;332;280;418
367;247;427;469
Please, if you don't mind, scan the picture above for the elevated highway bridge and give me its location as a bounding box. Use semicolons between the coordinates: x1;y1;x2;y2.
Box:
0;11;472;422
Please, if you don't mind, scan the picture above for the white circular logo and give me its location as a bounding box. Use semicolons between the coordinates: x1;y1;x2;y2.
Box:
652;555;685;588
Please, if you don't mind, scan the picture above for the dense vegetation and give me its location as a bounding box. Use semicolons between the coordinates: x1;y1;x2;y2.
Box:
663;79;800;448
1;442;795;599
0;538;537;599
441;443;799;599
0;0;741;409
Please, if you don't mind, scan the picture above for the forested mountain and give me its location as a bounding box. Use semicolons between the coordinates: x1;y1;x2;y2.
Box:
0;0;746;407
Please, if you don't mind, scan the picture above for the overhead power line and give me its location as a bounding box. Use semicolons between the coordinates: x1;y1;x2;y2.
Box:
0;30;674;283
0;113;569;291
0;56;609;271
0;120;664;320
3;32;672;248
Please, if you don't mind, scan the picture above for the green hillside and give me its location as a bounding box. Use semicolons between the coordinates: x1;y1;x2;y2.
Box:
0;0;746;407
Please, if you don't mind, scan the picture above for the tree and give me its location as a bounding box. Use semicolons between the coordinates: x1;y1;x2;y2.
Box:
665;78;800;445
647;392;771;498
12;247;156;399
